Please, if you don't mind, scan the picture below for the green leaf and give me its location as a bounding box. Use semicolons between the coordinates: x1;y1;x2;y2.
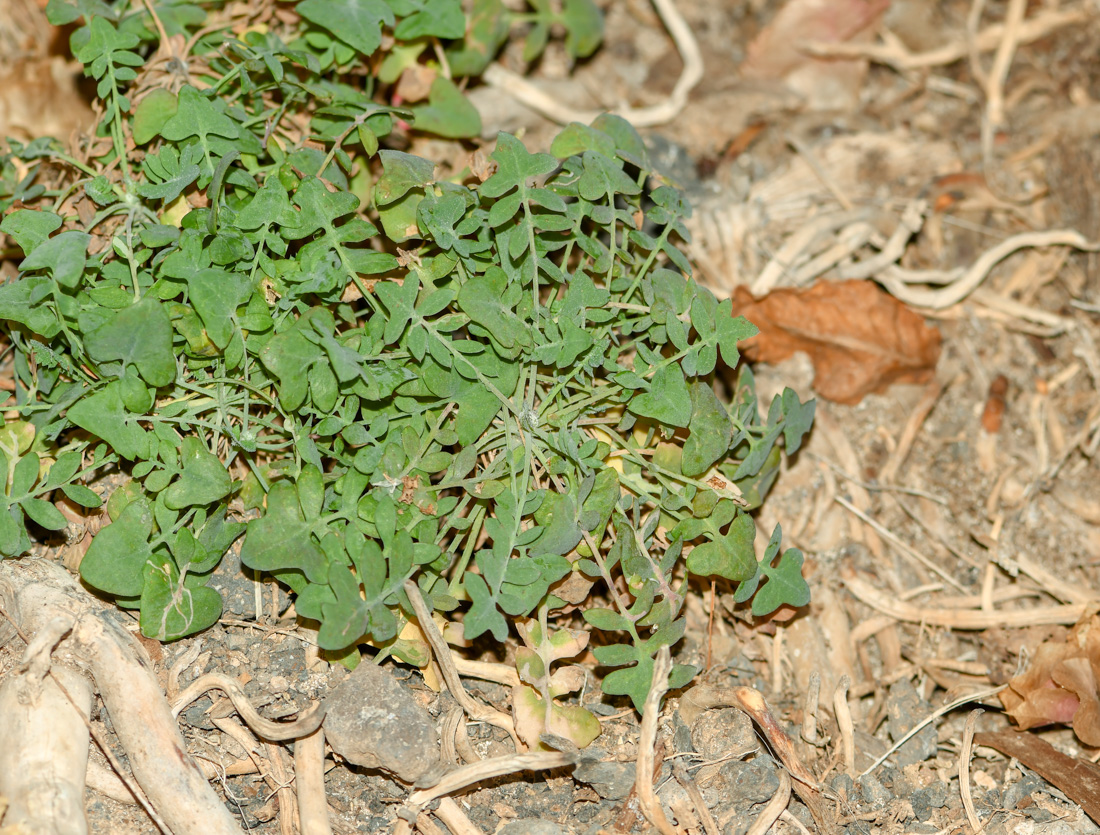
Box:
0;505;30;557
258;310;328;410
1;210;63;255
582;607;629;631
79;497;154;598
389;0;465;39
715;302;759;368
456;267;529;349
20;231;89;289
375;274;420;345
463;572;510;642
68;382;152;460
627;363;690;428
132;88;178;145
686;512;756;582
375;151;435;204
750;525;810;615
682;381;732;477
409;77;481;139
187;268;251;350
297;0;394;57
239;481;327;583
21;498;68;531
61;483;103;508
140;558;222;641
161;85;239;144
162;437;233;509
531;491;582;557
562;0;603;59
549;123;616;159
0;277;61;338
444;0;508;76
780;388;815;455
480;133;558;199
600;657;655;714
84;296;176;387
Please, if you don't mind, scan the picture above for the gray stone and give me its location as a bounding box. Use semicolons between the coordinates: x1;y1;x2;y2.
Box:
323;660;440;784
497;820;570;835
911;780;948;821
885;679;938;766
691;707;757;761
671;710;693;755
1003;771;1047;810
857;774;892;811
718;755;780;806
573;760;636;800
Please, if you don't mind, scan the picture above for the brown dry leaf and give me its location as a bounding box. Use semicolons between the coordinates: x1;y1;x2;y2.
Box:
732;279;942;404
740;0;889;110
1001;616;1100;747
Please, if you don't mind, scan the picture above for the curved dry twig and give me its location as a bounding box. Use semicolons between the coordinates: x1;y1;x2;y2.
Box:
171;672;325;742
403;580;519;747
878;229;1100;310
483;0;703;127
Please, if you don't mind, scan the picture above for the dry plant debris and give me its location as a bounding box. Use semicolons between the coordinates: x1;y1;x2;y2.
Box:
1001;616;1100;747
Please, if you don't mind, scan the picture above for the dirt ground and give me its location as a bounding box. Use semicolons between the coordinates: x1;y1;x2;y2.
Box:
5;1;1100;834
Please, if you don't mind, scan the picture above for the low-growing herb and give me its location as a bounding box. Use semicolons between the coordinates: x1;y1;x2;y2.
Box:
0;0;813;731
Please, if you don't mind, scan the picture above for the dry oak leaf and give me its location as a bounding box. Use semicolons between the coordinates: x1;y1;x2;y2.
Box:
732;279;942;405
1001;616;1100;748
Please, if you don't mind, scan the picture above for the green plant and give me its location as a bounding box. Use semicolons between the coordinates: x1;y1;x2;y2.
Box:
0;0;813;726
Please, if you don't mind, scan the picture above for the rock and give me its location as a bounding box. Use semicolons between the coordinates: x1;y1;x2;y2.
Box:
1003;771;1047;811
573;760;636;800
323;660;439;784
856;774;892;811
718;755;780;806
671;710;694;755
885;679;937;766
498;820;571;835
690;707;758;761
910;780;948;821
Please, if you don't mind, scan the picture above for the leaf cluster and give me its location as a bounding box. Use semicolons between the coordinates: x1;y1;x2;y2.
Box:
0;0;813;718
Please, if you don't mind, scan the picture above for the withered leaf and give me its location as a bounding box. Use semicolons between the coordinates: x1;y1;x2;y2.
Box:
732;279;942;404
1001;616;1100;747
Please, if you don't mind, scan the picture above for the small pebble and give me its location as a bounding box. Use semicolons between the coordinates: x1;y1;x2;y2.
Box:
573;761;636;800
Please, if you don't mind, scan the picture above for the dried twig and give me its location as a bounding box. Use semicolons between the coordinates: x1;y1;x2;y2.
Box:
172;672;325;741
844;571;1089;629
744;771;792;835
294;728;332;835
835;496;965;592
959;710;985;835
879;230;1100;309
860;686;1004;777
483;0;702;126
879;378;944;484
833;675;855;778
673;761;720;835
801;6;1089;71
403;580;519;746
636;646;676;835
